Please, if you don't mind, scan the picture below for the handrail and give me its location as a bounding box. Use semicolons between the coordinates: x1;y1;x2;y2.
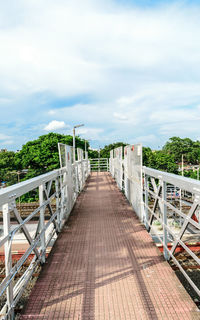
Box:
109;145;200;298
0;169;63;207
143;166;200;195
0;158;90;319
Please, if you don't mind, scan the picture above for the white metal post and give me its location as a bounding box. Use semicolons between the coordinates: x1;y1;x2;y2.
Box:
73;124;84;163
55;178;61;230
39;184;46;263
161;181;168;260
63;170;68;219
73;127;76;163
144;175;149;228
3;203;14;320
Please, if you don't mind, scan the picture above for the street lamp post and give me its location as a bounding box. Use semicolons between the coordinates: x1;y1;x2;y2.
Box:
73;124;84;163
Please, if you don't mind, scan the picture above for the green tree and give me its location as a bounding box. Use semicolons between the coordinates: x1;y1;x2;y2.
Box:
152;151;178;174
88;149;99;158
143;147;178;174
163;137;200;164
100;142;127;158
143;147;154;167
0;151;19;184
0;151;16;170
15;133;87;178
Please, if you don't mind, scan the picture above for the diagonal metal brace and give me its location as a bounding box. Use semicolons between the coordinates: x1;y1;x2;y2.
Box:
43;188;59;234
170;199;200;256
13;206;40;260
148;184;162;232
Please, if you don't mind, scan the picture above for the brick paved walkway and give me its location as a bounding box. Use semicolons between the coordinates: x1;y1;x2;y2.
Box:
21;172;200;319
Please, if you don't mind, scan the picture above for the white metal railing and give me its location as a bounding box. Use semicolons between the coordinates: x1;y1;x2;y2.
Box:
89;158;109;172
0;152;90;319
110;145;200;298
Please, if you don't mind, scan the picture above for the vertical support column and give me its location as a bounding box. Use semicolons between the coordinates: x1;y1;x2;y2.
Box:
60;173;66;220
161;180;168;260
144;174;149;228
3;203;14;319
63;170;68;217
83;161;85;184
67;163;73;214
76;164;80;194
106;158;108;172
39;184;46;263
81;161;84;190
55;177;61;231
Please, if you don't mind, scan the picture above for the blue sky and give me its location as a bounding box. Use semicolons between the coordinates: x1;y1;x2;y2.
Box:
1;0;200;150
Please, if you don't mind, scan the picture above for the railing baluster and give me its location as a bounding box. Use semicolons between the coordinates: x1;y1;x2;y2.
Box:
0;153;91;316
55;177;61;231
39;184;46;263
161;180;169;260
144;175;149;229
3;203;14;319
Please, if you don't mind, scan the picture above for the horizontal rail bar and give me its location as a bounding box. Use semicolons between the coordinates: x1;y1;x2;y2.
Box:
0;168;66;207
143;166;200;194
0;152;90;319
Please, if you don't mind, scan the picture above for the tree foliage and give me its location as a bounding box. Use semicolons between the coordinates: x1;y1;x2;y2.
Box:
15;133;88;177
163;137;200;164
0;151;16;170
0;133;89;185
0;151;19;185
88;149;99;159
1;135;200;193
100;142;127;158
143;147;178;174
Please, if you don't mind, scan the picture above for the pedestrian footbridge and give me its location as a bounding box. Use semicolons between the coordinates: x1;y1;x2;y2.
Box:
0;144;200;319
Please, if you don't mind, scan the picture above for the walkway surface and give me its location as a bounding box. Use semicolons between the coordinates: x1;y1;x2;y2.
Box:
21;172;200;320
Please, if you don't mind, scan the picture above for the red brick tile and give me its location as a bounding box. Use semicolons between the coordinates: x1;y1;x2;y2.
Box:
21;173;200;319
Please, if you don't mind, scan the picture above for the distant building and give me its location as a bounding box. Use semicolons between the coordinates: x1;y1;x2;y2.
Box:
0;149;7;152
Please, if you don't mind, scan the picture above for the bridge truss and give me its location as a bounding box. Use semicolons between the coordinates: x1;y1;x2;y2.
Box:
0;144;90;319
110;144;200;299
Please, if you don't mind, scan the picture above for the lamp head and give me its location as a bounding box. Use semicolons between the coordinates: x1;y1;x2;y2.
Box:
74;124;84;129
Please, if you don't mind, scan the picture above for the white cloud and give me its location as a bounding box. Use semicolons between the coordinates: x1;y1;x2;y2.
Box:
0;134;11;141
77;127;104;140
48;110;57;115
3;140;14;145
0;1;200;100
44;120;68;131
133;134;158;145
0;134;14;147
113;112;128;121
1;1;200;149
